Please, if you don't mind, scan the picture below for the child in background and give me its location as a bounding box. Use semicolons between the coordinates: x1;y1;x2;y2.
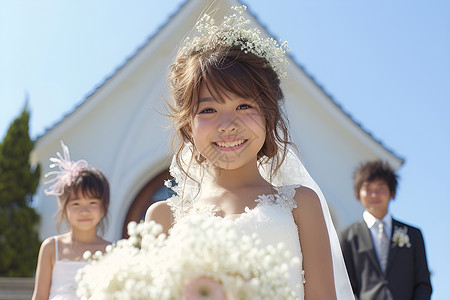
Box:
32;141;111;300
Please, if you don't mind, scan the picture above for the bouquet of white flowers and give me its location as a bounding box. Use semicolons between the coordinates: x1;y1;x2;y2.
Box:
76;216;301;300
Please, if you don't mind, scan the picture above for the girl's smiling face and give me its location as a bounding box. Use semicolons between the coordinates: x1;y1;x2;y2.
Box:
191;83;266;170
66;191;104;232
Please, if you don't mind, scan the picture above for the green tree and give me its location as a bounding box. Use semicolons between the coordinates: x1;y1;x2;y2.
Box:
0;105;41;276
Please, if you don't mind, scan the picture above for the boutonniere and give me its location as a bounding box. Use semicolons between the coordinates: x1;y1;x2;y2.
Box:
391;226;411;248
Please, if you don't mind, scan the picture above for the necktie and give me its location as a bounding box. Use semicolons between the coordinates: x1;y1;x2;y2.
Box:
377;220;389;273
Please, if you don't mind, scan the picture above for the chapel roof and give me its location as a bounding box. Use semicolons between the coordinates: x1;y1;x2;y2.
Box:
37;0;403;163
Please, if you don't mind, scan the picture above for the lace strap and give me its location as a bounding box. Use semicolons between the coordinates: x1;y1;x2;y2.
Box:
277;184;301;210
253;184;300;211
276;184;301;199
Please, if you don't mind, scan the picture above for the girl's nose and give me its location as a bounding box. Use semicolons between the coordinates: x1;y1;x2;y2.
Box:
218;114;238;133
80;205;90;214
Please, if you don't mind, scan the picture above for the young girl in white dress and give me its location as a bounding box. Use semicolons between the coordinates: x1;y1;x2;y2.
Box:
146;6;354;300
32;142;111;300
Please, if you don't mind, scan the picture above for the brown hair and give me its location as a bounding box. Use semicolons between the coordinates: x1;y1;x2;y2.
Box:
57;167;110;235
353;160;398;200
168;41;294;180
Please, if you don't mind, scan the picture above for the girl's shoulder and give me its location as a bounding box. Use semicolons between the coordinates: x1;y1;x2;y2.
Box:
145;200;174;234
50;233;71;245
38;235;59;262
291;186;324;225
293;185;319;197
41;233;70;249
273;185;318;204
291;185;320;208
40;235;59;248
41;235;55;245
145;200;173;218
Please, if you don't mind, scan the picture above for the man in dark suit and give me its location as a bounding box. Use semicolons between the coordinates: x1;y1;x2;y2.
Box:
339;160;432;299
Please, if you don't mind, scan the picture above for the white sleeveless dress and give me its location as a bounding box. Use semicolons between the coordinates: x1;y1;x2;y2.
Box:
169;184;305;299
49;236;88;300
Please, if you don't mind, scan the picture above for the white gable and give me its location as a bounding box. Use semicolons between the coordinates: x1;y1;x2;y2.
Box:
31;0;402;241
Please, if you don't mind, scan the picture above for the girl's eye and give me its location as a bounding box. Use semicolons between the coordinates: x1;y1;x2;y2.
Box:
237;104;252;110
199;108;215;114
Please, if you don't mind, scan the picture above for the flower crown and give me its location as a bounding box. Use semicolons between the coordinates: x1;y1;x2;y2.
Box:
183;5;289;77
44;141;88;196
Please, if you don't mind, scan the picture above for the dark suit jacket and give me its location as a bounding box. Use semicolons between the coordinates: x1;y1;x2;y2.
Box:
339;218;432;300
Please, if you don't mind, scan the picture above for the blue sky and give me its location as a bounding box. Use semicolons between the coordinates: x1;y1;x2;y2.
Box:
1;0;449;298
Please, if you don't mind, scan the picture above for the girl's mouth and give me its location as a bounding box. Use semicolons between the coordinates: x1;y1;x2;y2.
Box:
78;218;92;222
213;139;247;151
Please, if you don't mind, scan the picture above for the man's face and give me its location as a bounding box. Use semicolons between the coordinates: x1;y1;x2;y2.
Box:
359;178;393;219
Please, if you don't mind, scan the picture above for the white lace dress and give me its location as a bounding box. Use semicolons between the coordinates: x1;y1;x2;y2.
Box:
169;184;305;299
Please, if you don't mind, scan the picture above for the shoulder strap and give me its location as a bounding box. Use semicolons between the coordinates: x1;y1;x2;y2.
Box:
54;236;59;261
274;184;301;210
277;184;301;198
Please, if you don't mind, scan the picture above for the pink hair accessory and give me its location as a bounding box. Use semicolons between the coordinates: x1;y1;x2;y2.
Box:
44;141;88;196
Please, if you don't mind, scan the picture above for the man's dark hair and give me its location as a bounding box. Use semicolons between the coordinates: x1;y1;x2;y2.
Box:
353;160;398;200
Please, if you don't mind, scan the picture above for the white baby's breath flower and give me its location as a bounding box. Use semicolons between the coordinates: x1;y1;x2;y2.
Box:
183;5;289;77
77;216;300;299
127;221;137;236
82;251;92;261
